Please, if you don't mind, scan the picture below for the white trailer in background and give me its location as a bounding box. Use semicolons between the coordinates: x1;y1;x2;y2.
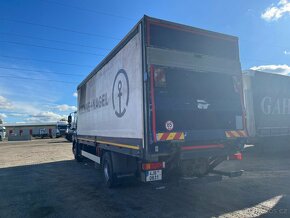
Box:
243;70;290;148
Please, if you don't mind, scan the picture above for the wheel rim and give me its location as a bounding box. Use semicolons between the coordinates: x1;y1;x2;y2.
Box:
104;162;110;181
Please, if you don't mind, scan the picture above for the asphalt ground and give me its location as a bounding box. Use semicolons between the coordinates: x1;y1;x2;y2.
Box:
1;138;290;218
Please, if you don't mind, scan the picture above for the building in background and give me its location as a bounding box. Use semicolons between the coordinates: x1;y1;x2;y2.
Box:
4;122;67;139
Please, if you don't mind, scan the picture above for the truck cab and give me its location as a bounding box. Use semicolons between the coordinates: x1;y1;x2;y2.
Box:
0;126;6;141
66;111;77;142
56;121;68;138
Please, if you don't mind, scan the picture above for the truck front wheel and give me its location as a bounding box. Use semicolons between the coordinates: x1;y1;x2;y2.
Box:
102;152;118;188
73;141;83;162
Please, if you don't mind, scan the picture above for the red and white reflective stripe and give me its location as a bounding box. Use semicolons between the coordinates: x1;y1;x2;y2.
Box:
181;144;224;150
157;132;185;141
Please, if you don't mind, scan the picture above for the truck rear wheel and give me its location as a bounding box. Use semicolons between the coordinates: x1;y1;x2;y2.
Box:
102;152;118;188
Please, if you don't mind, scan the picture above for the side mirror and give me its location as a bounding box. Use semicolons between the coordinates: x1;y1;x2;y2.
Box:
68;115;72;124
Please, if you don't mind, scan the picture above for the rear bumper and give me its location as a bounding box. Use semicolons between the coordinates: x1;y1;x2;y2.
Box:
180;145;239;160
180;138;245;160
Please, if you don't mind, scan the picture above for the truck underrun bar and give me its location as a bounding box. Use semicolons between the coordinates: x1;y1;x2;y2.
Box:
181;144;224;150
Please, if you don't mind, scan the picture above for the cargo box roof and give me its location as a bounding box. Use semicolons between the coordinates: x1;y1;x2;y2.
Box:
77;15;239;90
243;70;290;78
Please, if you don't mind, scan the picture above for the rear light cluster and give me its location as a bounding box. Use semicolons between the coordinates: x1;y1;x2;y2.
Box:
142;162;165;171
229;152;243;160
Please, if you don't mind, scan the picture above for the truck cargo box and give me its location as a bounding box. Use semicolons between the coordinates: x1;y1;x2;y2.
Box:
72;16;247;186
77;24;143;148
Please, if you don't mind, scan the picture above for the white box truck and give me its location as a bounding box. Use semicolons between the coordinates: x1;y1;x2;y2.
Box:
69;16;247;187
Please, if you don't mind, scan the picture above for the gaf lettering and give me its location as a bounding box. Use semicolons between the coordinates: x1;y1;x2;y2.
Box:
261;96;290;115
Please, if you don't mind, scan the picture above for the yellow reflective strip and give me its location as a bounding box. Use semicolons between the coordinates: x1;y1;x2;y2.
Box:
237;130;244;137
97;140;139;150
167;132;176;140
240;130;247;137
225;132;231;138
78;137;95;142
231;131;240;137
157;133;163;141
180;132;185;140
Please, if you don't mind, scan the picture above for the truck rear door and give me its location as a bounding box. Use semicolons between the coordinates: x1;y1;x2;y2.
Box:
151;66;245;142
145;17;246;146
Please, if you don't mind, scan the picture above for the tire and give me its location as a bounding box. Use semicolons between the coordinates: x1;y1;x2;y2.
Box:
66;135;72;142
0;136;2;141
73;141;83;162
102;152;118;188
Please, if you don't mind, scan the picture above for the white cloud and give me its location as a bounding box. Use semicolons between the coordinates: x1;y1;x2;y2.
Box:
250;64;290;75
261;0;290;21
0;113;7;119
9;113;27;117
284;50;290;55
54;104;77;112
26;111;66;122
73;92;78;97
15;102;43;115
0;95;14;110
0;95;70;123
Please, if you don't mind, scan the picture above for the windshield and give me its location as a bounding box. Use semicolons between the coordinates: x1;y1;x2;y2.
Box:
57;125;67;130
154;67;243;132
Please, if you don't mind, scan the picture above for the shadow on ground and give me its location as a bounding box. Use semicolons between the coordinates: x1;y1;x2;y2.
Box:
48;140;70;144
1;153;290;218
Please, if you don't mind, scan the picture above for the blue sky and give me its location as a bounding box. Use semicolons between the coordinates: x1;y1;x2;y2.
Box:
0;0;290;123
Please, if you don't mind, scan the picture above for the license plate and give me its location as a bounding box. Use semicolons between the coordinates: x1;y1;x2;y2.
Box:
145;170;162;182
